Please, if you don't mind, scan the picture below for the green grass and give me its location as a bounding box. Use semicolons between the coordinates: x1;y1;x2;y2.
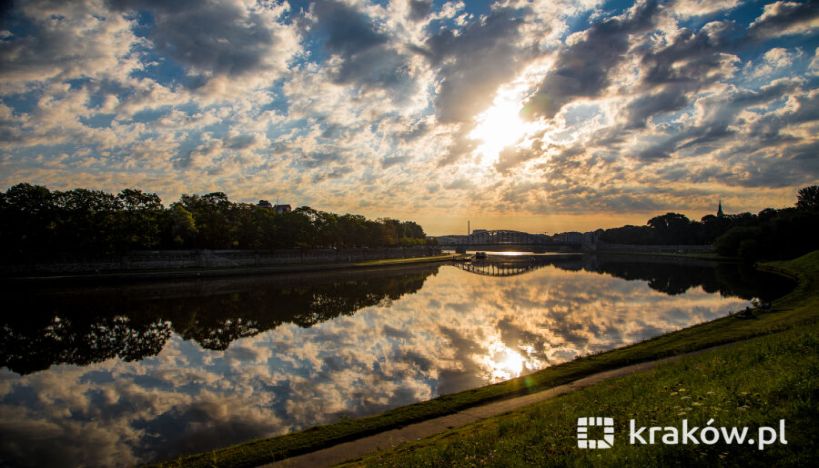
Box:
355;320;819;467
354;254;459;266
599;250;734;262
153;251;819;468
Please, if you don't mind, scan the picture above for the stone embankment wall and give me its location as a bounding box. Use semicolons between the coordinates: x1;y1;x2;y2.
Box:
2;246;442;275
593;243;714;254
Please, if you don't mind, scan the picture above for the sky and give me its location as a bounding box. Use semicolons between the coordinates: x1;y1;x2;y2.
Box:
1;0;818;235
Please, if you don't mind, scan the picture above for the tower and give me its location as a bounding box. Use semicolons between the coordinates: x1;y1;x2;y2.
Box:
717;199;724;218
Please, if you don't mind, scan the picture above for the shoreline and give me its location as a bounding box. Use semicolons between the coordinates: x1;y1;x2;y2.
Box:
1;254;461;285
3;248;716;285
2;247;737;285
153;251;819;468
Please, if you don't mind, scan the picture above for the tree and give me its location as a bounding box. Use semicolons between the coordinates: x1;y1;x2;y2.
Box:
167;204;197;247
797;185;819;211
116;189;163;251
0;183;56;260
647;213;692;244
52;188;122;254
1;183;431;256
178;192;235;248
714;226;762;257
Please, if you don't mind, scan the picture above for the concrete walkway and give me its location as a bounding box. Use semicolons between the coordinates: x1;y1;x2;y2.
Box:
268;352;697;468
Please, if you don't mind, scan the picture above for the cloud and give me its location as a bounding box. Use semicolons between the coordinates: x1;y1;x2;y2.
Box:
0;0;139;93
106;0;298;87
423;7;530;123
311;0;413;92
523;0;660;119
809;47;819;73
748;1;819;39
408;0;433;22
621;20;739;127
671;0;739;18
748;47;801;77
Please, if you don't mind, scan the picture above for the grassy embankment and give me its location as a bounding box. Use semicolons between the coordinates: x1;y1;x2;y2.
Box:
353;255;459;267
156;252;819;468
355;313;819;467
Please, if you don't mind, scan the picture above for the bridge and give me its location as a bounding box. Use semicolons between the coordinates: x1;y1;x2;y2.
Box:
452;254;583;277
435;230;584;251
453;260;547;277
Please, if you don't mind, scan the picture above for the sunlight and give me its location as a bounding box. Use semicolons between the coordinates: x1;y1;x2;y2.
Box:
482;341;526;382
467;59;553;166
470;99;527;162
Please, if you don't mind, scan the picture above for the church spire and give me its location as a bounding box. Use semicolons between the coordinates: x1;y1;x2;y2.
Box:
717;199;724;218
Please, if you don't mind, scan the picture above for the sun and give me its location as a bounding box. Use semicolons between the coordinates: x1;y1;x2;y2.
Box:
469;99;527;162
466;59;554;166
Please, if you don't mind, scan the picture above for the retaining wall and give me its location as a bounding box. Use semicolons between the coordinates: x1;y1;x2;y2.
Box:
1;247;443;275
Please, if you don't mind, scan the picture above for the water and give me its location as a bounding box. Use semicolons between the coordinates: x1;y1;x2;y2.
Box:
0;255;793;466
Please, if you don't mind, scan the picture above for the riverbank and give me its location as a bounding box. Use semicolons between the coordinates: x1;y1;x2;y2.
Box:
4;254;460;285
355;314;819;466
155;251;819;467
0;246;443;278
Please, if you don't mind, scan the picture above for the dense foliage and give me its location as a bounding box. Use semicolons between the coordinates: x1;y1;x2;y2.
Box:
600;185;819;261
0;183;430;261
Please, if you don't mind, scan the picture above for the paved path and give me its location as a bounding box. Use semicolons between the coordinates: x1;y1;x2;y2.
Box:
267;352;698;468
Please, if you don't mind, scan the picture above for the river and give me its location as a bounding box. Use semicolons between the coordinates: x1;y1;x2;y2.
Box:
0;254;793;466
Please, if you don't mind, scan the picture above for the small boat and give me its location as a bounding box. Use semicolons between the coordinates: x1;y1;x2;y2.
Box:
474;251;488;260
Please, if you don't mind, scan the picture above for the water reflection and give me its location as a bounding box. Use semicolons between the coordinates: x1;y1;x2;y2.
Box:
1;266;436;375
0;257;792;466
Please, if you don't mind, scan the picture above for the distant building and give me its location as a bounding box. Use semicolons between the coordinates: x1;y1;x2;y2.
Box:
258;199;292;214
717;200;725;218
433;235;467;245
552;231;584;244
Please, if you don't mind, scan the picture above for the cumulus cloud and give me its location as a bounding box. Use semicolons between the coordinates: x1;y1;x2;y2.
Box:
810;47;819;73
106;0;299;87
523;0;660;119
311;0;413;92
748;1;819;39
423;7;530;123
408;0;434;21
748;47;801;77
0;0;139;93
621;19;740;128
671;0;739;18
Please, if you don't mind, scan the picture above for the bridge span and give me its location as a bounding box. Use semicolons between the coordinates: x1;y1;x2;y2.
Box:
451;253;583;277
435;229;587;252
447;243;582;252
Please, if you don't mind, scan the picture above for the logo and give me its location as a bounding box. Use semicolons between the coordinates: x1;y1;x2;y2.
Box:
575;417;788;451
577;417;614;449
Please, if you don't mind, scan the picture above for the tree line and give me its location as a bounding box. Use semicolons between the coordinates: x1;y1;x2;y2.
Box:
0;183;431;261
600;185;819;261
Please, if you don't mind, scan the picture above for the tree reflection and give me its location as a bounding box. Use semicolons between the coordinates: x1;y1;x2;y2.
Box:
0;265;440;374
580;255;793;301
1;316;172;375
457;254;792;300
